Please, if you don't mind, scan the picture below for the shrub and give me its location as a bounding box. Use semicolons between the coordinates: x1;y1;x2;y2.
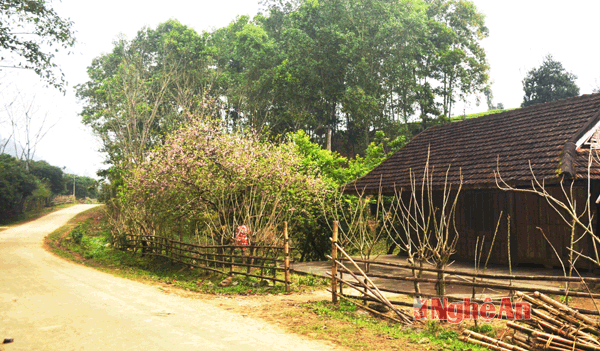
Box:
117;118;329;248
70;223;87;244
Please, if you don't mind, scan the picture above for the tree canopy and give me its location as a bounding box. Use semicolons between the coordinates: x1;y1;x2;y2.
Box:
521;54;580;108
78;0;490;172
0;0;75;90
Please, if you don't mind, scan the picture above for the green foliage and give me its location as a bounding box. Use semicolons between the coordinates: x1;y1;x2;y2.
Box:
522;54;580;107
79;0;490;177
349;131;407;177
425;320;442;335
468;324;495;337
560;295;572;304
301;299;489;350
293;273;329;287
289;129;406;261
63;174;98;199
29;160;64;194
70;223;87;245
291;129;407;188
0;0;75;90
290;130;360;186
0;154;37;223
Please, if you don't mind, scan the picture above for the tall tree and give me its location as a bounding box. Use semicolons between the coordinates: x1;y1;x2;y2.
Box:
425;0;489;119
0;0;75;90
76;20;215;168
521;54;579;107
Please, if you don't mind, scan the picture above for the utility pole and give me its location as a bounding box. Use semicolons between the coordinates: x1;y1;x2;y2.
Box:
72;174;76;197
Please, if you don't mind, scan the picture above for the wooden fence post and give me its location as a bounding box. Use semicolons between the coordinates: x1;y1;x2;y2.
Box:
332;221;338;304
230;246;234;276
284;221;290;293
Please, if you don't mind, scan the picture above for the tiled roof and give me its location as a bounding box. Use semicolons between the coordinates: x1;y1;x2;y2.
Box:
347;93;600;194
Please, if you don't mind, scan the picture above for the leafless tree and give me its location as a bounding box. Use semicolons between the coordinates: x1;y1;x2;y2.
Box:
323;188;387;272
383;152;463;297
2;90;56;169
495;130;600;303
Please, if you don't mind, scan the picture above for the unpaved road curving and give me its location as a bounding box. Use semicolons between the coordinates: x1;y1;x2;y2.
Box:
0;205;341;351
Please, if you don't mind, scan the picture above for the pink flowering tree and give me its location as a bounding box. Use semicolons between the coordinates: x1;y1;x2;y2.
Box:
114;118;328;247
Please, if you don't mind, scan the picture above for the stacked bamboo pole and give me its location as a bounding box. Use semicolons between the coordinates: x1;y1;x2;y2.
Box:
461;291;600;351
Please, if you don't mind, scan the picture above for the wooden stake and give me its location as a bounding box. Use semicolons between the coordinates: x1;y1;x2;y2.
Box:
328;289;405;324
331;221;338;304
334;244;413;324
284;221;290;293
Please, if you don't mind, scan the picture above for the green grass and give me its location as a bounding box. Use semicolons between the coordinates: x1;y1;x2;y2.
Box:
467;323;497;338
300;300;490;351
450;108;516;122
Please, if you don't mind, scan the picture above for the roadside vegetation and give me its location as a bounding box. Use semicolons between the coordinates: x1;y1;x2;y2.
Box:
47;205;492;351
0;154;98;225
0;202;75;229
46;206;329;295
295;300;490;351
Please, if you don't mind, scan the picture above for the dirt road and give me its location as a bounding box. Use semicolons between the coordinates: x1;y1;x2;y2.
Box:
0;205;340;351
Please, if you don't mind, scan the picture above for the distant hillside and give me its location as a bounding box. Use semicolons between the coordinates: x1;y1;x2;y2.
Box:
450;108;516;122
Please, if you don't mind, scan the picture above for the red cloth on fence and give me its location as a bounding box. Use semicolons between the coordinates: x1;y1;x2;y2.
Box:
235;225;249;251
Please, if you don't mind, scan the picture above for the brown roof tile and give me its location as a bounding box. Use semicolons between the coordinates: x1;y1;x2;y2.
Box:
347;93;600;194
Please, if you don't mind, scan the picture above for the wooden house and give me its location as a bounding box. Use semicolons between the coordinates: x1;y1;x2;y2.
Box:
347;93;600;269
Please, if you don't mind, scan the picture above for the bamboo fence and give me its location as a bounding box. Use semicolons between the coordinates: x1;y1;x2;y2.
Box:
120;225;293;291
328;229;600;316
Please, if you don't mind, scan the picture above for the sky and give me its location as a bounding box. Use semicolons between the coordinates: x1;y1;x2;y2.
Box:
1;0;599;178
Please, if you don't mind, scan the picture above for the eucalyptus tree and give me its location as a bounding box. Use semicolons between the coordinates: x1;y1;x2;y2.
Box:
424;0;489;120
208;15;283;132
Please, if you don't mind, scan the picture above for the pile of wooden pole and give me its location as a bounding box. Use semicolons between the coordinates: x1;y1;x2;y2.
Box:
461;291;600;351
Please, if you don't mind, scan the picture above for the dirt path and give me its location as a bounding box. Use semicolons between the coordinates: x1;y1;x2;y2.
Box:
0;205;341;351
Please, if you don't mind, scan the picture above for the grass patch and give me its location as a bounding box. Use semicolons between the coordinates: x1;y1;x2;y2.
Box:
467;323;497;338
450;108;516;122
296;300;490;351
46;207;329;296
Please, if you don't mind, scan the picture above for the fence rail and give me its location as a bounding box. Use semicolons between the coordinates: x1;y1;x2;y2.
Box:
119;223;292;291
328;223;600;316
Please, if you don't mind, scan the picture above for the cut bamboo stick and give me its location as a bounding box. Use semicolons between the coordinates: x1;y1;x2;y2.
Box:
328;289;406;324
533;292;600;329
459;336;514;351
338;269;600;299
340;257;600;283
463;329;528;351
332;244;413;324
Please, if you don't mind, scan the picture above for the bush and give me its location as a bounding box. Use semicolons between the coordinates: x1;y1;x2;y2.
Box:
70;223;87;244
0;154;37;223
117;118;329;248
